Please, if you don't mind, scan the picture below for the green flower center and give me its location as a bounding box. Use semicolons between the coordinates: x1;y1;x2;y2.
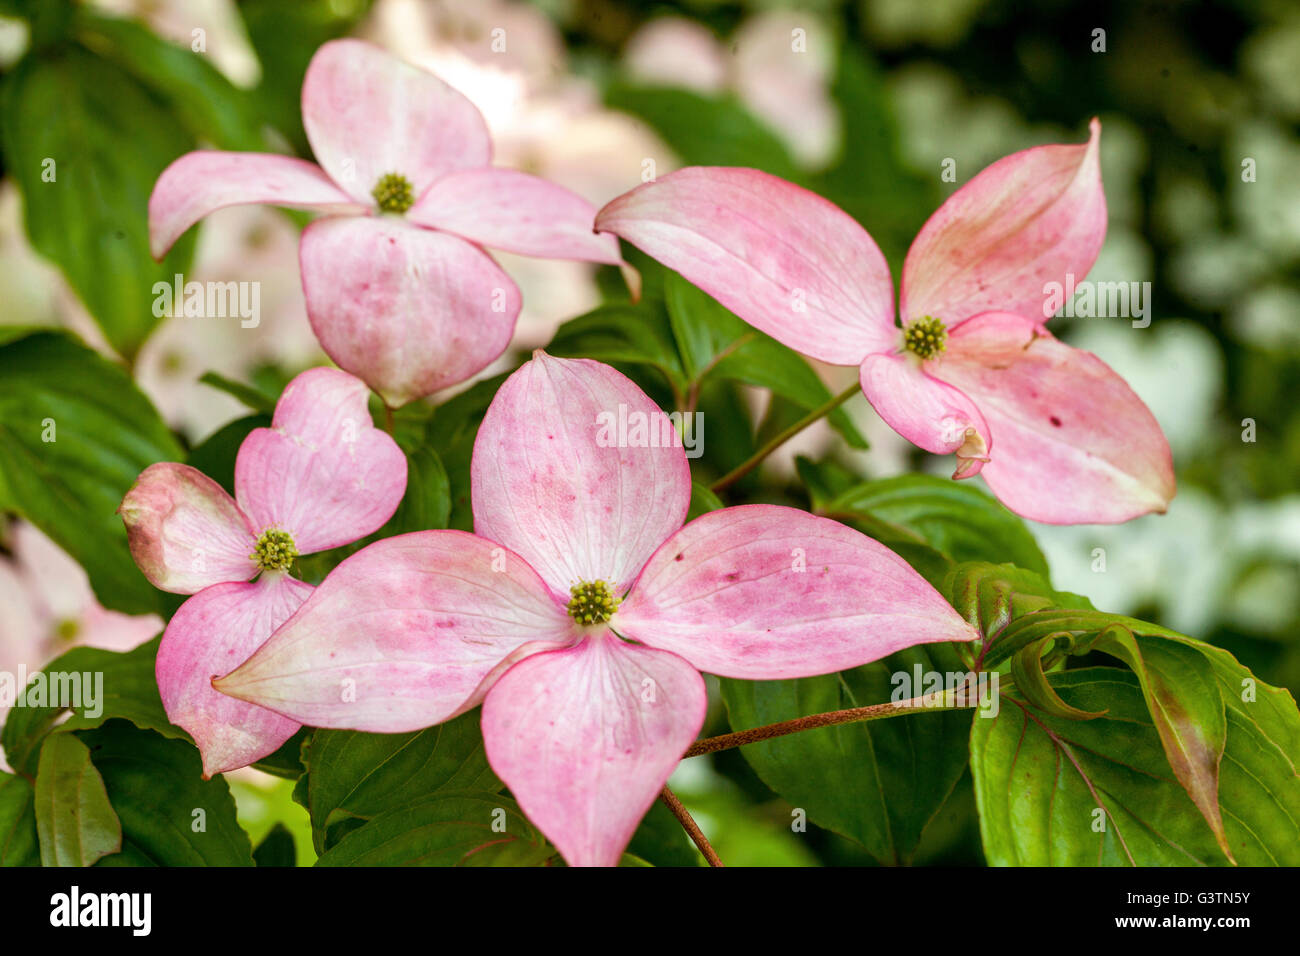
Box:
903;315;948;359
251;528;298;573
566;580;621;626
372;172;415;213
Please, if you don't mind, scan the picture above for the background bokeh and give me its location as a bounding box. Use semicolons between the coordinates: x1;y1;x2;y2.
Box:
1;0;1296;865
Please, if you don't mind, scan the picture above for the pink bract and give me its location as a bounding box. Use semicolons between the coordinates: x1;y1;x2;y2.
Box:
119;367;406;776
148;39;625;406
215;352;978;866
594;119;1176;524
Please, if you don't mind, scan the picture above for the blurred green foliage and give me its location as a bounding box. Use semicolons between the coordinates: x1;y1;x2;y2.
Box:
0;0;1296;868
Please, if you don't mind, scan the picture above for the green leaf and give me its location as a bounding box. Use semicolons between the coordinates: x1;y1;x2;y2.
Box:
605;84;802;182
186;413;271;496
943;562;1093;663
1009;638;1107;720
1185;640;1300;864
249;728;309;780
664;273;867;448
0;637;181;777
720;643;973;864
426;374;506;532
548;302;688;398
978;606;1119;670
687;482;724;521
1089;629;1230;860
969;667;1296;865
0;331;183;615
824;475;1049;576
1;50;195;358
794;455;862;511
0;772;42;866
35;733;122;867
79;722;253;866
76;13;265;151
315;792;551;867
198;372;278;415
252;823;297;867
299;710;499;853
1118;627;1299;864
973;604;1291;864
382;440;450;536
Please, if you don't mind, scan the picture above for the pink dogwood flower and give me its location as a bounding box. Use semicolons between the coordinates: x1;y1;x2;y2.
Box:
595;120;1176;524
214;352;978;865
118;368;406;777
148;39;625;407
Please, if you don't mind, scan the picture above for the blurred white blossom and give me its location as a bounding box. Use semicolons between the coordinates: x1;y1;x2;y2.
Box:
0;521;161;770
624;10;840;169
362;0;674;349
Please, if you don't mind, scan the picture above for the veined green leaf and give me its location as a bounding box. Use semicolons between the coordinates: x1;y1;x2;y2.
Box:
0;332;183;615
35;733;121;867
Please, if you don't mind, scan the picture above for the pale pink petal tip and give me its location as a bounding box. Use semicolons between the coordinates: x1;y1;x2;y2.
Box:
618;504;980;679
157;574;311;777
900;119;1106;327
119;463;256;594
471;351;691;597
595;166;897;365
213;531;575;731
147;151;361;259
301;39;491;205
482;635;707;867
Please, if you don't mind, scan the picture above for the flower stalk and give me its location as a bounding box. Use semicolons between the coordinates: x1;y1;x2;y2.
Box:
683;683;987;759
660;786;724;867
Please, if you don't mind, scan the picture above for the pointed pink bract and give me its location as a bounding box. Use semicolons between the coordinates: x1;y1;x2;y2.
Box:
301;39;492;204
618;505;979;678
595;166;897;365
214;532;577;732
471;352;691;597
156;573;311;777
481;634;706;867
409;168;623;265
931;311;1175;522
235;367;407;552
900;118;1105;327
147;151;363;259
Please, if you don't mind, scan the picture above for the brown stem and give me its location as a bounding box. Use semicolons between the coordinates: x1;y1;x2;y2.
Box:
660;785;723;867
683;685;980;759
710;382;860;493
382;403;395;436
